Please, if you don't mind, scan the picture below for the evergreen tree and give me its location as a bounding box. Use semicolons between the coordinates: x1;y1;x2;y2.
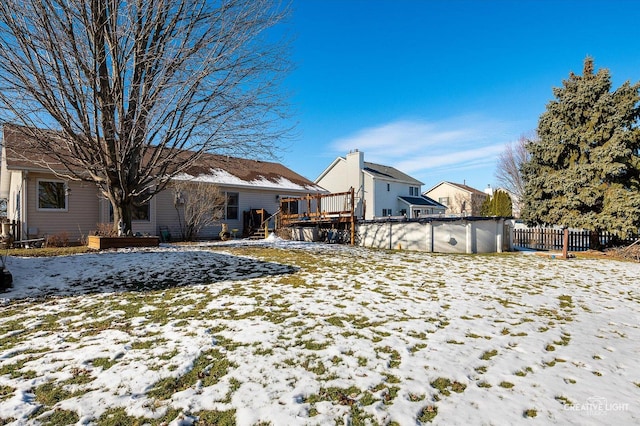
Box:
481;190;513;217
521;57;640;238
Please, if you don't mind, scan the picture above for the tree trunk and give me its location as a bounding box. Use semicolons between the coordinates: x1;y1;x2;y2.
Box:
112;200;134;236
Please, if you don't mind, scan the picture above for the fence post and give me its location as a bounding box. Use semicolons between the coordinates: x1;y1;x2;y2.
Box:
562;228;569;258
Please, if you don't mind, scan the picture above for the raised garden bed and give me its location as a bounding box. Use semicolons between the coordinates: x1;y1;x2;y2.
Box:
87;235;160;250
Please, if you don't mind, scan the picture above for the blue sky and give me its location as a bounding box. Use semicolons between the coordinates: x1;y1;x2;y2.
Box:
278;0;640;191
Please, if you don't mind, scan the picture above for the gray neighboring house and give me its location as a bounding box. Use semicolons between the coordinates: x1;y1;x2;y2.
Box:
315;150;445;220
0;124;325;242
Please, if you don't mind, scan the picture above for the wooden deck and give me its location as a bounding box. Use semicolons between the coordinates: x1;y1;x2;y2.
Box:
278;188;356;244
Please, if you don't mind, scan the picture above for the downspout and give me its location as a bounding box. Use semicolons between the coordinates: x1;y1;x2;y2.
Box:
20;171;28;240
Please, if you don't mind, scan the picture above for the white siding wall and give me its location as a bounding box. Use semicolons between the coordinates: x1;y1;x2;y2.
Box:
8;170;319;243
154;185;311;240
316;160;348;193
363;174;375;220
25;172;100;242
371;179;412;219
7;170;23;224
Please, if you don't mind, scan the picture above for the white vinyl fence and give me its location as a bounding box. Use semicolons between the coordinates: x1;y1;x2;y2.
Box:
357;217;512;253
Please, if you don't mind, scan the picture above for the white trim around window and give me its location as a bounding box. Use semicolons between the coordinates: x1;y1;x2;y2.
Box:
36;179;68;212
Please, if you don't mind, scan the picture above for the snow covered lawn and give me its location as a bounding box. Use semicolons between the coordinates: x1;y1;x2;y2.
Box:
1;239;639;425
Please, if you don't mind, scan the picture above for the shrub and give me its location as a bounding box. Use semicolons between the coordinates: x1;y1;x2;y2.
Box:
46;232;69;247
93;223;117;237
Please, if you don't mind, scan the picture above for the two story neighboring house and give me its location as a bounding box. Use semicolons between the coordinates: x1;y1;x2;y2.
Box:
315;150;445;220
424;181;488;216
0;124;325;242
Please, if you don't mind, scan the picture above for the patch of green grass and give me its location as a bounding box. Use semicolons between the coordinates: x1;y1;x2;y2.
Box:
301;356;326;376
33;381;82;406
408;393;425;402
39;408;80;426
300;340;329;351
377;346;401;368
306;386;360;405
131;338;167;350
94;406;184;426
555;395;573;406
554;333;571;346
410;343;428;353
0;384;15;402
382;386;400;405
254;347;274;356
147;349;231;400
6;246;92;257
0;356;39;379
359;391;378;406
325;316;344;327
466;332;491;340
474;366;488;374
477;381;492;388
417;405;438;423
498;381;514;389
446;339;465;345
558;295;573;309
223;378;241;404
523;408;537;418
514;367;533;377
384;374;401;384
195;409;237;426
480;349;498;360
158;349;180;361
545;344;556;352
91;357;118;370
430;377;466;396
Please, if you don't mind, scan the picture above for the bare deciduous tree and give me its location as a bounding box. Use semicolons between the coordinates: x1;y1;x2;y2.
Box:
171;180;226;241
495;134;534;202
0;0;290;234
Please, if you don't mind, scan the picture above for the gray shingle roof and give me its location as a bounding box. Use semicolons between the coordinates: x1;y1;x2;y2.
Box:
363;162;423;185
398;195;445;207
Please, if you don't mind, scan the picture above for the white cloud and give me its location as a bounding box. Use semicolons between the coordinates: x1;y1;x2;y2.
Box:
329;116;521;184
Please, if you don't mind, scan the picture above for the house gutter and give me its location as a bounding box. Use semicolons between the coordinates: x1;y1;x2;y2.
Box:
20;171;28;240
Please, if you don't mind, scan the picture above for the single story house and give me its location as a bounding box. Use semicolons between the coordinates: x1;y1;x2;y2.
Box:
315;150;445;220
0;124;325;243
424;181;488;216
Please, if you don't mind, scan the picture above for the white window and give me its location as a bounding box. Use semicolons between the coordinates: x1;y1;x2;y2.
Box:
37;180;68;211
438;197;449;207
382;208;392;216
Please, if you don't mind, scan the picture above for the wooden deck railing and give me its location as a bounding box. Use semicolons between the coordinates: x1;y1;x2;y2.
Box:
278;188;356;244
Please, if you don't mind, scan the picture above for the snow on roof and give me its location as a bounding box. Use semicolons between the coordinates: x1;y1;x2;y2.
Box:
174;168;325;192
